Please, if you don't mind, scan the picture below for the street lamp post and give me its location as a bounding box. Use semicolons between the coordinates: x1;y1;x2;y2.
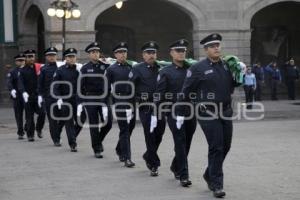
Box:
47;0;81;57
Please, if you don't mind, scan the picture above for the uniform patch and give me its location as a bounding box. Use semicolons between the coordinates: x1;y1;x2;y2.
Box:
87;69;94;73
53;72;56;78
128;71;133;78
157;74;161;82
204;69;213;75
100;65;105;70
186;70;192;78
7;73;11;78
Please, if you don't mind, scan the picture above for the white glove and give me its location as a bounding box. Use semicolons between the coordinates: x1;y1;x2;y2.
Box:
22;92;29;103
38;96;43;108
176;116;185;130
11;89;17;98
102;106;108;120
77;104;83;117
150;115;158;133
57;98;63;110
125;109;133;124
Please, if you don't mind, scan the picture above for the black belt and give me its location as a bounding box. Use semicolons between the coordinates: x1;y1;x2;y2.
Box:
85;92;104;96
115;93;130;96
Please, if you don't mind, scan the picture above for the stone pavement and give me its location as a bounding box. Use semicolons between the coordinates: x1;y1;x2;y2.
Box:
0;100;300;200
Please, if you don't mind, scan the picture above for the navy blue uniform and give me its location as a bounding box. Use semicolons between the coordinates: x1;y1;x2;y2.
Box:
53;64;82;148
106;61;136;160
265;65;282;100
252;65;264;101
7;67;25;136
79;61;113;153
18;64;45;139
130;62;166;170
177;58;237;191
38;62;62;143
284;64;299;100
155;62;197;181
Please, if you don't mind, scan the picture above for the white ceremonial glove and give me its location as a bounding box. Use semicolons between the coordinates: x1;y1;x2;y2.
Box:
22;92;29;103
38;96;43;108
77;104;83;117
176;116;185;130
125;109;133;124
102;106;108;120
150;115;158;133
57;98;63;110
11;89;17;99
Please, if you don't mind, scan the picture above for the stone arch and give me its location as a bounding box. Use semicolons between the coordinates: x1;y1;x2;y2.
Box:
18;1;46;62
243;0;300;29
85;0;207;31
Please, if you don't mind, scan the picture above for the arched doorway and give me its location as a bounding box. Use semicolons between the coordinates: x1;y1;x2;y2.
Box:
94;0;194;61
250;1;300;66
19;5;45;63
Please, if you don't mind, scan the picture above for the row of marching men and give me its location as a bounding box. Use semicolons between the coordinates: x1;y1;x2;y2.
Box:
7;33;239;198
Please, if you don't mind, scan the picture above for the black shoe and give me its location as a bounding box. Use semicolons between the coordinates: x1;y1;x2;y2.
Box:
18;135;24;140
203;174;214;191
119;155;126;162
94;152;103;159
180;179;192;187
99;143;104;153
37;131;43;138
70;146;78;152
124;160;135;168
170;167;180;180
54;142;62;147
213;189;226;198
28;137;35;142
150;168;159;177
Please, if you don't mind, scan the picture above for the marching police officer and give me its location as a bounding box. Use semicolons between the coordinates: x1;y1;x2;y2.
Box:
129;41;166;176
284;58;299;100
7;54;26;139
106;42;136;167
38;47;62;146
176;34;238;198
53;48;81;152
77;42;113;158
18;49;45;141
153;39;197;187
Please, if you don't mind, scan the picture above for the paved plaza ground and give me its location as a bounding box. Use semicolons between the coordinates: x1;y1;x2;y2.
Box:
0;100;299;200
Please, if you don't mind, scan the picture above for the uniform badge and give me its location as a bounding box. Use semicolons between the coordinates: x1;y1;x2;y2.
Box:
95;42;98;46
204;69;213;75
180;40;184;45
87;69;94;73
128;71;133;78
212;34;217;39
100;65;105;70
150;42;154;47
186;70;192;78
53;72;56;78
121;42;125;47
18;72;20;76
157;74;161;82
70;49;73;52
7;73;11;78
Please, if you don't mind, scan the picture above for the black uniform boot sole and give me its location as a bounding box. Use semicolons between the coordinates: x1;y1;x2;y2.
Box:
213;190;226;198
180;179;192;187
